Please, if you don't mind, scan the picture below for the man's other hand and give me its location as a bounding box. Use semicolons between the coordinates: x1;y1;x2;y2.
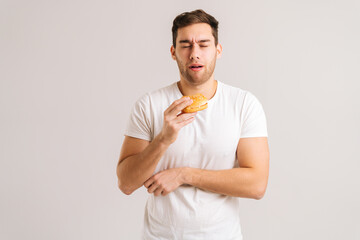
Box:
144;168;186;196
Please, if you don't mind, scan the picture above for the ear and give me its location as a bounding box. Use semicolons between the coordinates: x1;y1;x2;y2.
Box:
170;45;176;60
216;43;223;59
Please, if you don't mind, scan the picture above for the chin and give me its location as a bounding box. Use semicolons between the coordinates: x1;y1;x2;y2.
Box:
185;78;208;86
184;74;212;85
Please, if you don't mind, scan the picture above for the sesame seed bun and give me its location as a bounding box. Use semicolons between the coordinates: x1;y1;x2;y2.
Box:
182;94;208;113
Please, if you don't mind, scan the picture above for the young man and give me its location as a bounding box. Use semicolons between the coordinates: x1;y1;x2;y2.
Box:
117;9;269;239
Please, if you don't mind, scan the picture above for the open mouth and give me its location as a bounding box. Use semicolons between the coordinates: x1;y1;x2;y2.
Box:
189;64;204;71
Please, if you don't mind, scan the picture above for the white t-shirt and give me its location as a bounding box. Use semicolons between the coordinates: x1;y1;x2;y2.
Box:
124;81;268;240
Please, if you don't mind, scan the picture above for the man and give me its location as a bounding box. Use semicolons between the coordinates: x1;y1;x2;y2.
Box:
117;9;269;239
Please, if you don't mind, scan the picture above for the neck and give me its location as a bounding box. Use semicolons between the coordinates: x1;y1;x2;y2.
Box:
177;79;218;100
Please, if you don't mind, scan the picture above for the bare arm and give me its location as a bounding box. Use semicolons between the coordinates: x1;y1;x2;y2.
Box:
117;136;165;195
184;137;269;199
144;137;269;199
117;97;196;195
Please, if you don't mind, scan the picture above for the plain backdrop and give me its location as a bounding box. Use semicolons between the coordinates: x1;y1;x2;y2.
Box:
1;0;360;239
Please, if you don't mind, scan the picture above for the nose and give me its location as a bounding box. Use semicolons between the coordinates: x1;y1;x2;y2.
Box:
190;45;200;60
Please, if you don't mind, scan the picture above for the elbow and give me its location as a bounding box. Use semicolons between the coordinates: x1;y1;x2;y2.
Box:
118;180;135;195
121;188;134;196
117;164;135;195
252;175;268;200
250;183;267;200
253;190;265;200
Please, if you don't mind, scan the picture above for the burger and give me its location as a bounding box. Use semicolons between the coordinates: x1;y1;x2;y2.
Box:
182;94;208;113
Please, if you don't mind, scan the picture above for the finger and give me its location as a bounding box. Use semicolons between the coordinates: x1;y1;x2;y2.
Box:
161;190;170;196
143;178;154;188
165;97;190;115
168;98;193;116
154;187;164;197
147;183;159;193
175;112;197;123
176;111;197;117
177;116;196;128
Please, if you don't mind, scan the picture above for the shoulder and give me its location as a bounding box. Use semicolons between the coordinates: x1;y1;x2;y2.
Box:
131;82;179;116
218;81;252;102
134;82;178;105
217;81;265;113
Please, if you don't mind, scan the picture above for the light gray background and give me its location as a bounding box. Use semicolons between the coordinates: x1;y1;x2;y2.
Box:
1;0;359;239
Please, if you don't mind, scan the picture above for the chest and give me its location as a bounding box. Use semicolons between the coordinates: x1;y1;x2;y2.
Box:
154;105;241;172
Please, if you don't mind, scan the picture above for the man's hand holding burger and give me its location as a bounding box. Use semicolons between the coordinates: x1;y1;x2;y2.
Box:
158;97;197;145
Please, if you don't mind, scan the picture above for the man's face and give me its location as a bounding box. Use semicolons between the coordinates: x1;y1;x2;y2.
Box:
171;23;222;85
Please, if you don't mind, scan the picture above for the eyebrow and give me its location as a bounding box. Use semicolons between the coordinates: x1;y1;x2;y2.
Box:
179;39;211;44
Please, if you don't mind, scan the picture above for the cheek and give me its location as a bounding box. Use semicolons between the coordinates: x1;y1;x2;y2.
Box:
176;51;189;62
203;49;216;59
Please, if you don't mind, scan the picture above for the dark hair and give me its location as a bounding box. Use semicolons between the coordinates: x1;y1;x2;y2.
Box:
172;9;219;47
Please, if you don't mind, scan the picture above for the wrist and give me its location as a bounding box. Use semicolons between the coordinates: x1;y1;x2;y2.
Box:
156;131;173;147
181;167;193;185
155;132;172;147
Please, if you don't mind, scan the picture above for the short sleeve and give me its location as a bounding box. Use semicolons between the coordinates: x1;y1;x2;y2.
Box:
240;92;268;138
124;94;152;141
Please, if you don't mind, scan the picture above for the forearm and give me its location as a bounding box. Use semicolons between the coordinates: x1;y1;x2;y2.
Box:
182;167;268;199
117;135;170;194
